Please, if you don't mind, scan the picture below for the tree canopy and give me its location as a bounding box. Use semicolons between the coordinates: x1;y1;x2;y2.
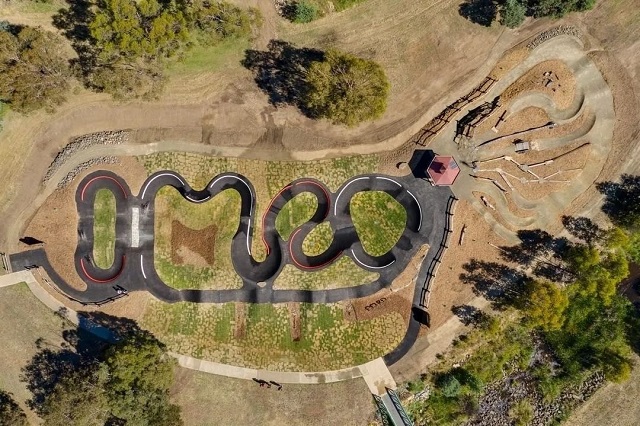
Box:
0;26;71;113
460;0;597;28
54;0;260;100
25;328;182;425
531;0;597;18
500;0;526;28
304;49;390;126
520;280;568;331
0;390;27;426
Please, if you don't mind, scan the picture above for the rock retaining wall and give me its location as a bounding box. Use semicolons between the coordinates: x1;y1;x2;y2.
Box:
43;130;129;184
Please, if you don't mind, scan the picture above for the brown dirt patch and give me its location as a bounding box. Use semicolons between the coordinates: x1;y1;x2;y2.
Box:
347;244;428;326
427;200;509;330
489;46;530;80
170;220;216;267
288;302;301;341
475;108;591;156
501;60;576;109
234;302;246;339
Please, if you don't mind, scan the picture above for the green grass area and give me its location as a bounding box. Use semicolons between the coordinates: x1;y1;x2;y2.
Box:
154;186;243;290
350;191;407;257
331;0;369;12
13;0;64;13
141;300;404;371
302;221;333;256
93;189;116;269
275;192;318;240
139;152;379;289
166;38;251;76
273;257;378;290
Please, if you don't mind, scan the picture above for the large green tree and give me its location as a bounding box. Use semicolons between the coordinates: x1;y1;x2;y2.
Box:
29;330;182;425
89;0;190;61
520;280;568;331
39;365;110;426
305;49;390;127
104;333;181;425
0;26;71;113
530;0;597;18
190;1;259;45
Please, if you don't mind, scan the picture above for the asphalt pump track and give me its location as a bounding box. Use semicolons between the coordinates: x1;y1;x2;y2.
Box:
11;170;453;364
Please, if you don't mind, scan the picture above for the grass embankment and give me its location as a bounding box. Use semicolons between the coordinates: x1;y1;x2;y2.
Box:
141;300;404;371
93;189;116;269
350;191;407;257
141;152;380;290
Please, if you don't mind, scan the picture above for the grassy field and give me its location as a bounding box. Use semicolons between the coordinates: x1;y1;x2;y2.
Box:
350;191;407;257
172;367;376;426
275;192;318;240
93;188;116;269
140;152;380;290
273;257;378;290
0;283;71;424
141;299;404;371
0;282;377;425
166;38;251;76
153;185;243;290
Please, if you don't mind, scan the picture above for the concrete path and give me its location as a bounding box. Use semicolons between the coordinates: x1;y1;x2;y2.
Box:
174;353;365;384
359;358;398;396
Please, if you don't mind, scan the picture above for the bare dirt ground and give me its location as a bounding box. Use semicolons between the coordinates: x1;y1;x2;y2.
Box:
0;283;70;424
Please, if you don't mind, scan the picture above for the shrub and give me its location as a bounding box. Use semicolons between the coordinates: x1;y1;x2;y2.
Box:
500;0;526;28
294;1;319;23
436;374;462;398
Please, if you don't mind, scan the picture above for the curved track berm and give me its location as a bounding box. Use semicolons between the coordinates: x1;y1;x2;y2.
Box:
12;170;452;306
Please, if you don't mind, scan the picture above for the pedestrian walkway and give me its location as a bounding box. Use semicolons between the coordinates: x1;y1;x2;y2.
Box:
173;353;364;384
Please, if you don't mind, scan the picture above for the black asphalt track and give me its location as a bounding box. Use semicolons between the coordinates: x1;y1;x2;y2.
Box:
11;169;453;364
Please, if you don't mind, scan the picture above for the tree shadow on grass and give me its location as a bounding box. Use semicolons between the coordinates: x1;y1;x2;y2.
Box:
241;40;324;117
459;0;497;27
597;174;640;230
460;259;526;308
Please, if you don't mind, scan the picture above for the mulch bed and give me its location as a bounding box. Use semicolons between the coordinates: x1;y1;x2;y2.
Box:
170;220;217;266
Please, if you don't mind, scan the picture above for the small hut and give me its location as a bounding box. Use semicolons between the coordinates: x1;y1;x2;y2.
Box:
427;155;460;186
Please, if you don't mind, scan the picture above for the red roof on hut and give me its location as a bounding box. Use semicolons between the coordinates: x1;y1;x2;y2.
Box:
427;155;460;186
